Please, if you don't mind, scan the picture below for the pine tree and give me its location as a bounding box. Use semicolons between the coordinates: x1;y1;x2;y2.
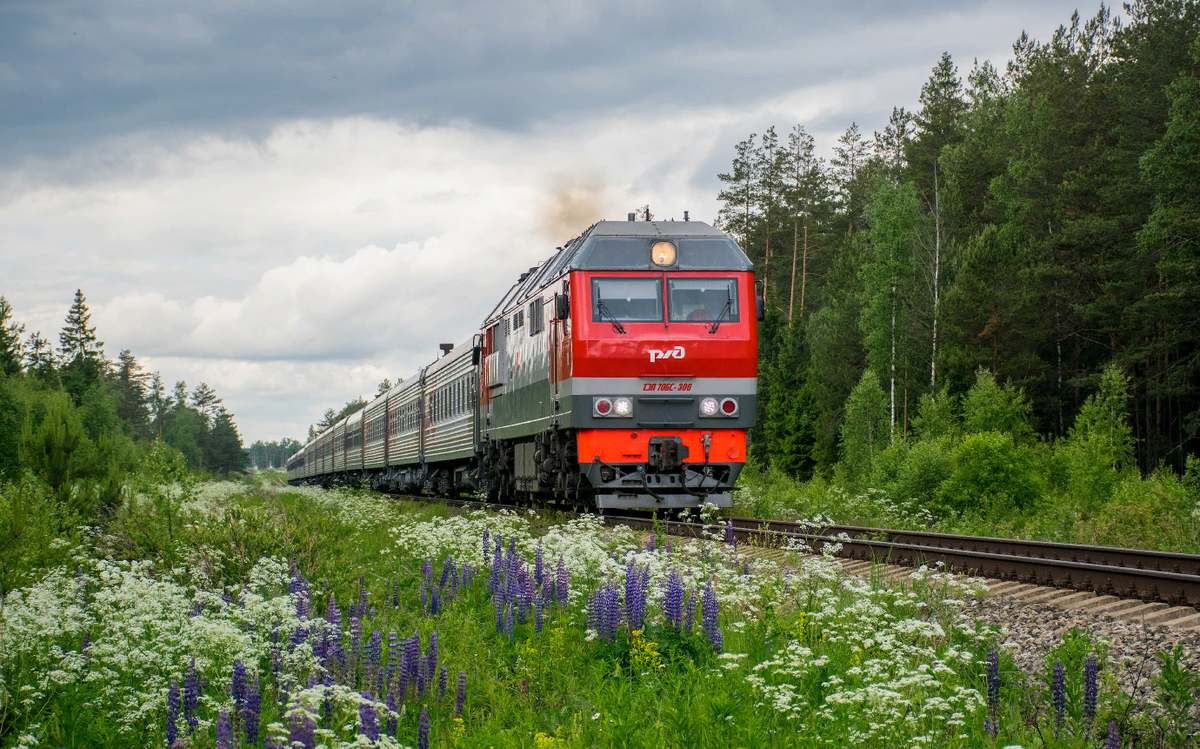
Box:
377;378;393;396
838;370;889;487
206;407;248;474
716;135;760;253
0;296;25;376
58;289;103;364
115;350;150;439
190;382;222;425
23;331;54;380
148;371;171;439
831;123;871;233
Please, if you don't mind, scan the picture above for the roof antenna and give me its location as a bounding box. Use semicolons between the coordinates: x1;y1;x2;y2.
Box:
627;212;635;221
683;210;689;222
439;343;454;356
644;206;651;221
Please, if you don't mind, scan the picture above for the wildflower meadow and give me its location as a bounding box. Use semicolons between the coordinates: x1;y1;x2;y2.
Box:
1;478;1196;748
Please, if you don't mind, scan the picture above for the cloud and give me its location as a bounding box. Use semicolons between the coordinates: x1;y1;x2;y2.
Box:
0;0;1094;442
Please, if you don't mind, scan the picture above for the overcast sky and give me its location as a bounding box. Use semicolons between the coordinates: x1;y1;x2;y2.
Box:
0;0;1093;444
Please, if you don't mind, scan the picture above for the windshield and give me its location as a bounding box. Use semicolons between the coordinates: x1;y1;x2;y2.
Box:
591;278;663;322
668;278;738;323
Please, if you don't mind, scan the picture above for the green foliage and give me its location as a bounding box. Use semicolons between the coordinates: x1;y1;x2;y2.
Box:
961;369;1034;443
1151;645;1200;745
911;391;958;442
939;431;1041;513
837;370;889;487
1057;365;1135;509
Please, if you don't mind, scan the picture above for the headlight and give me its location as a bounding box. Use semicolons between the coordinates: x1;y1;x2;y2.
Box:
700;397;718;417
595;396;632;418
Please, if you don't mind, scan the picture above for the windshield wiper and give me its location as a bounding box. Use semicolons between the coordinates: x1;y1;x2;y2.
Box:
595;291;627;334
708;289;733;334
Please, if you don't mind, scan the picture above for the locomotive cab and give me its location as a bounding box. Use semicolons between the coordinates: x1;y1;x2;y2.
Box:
558;221;758;509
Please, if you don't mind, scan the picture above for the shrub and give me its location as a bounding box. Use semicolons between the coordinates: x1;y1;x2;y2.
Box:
938;431;1041;513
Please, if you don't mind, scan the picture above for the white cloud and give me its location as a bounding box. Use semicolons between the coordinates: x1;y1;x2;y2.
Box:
0;0;1088;442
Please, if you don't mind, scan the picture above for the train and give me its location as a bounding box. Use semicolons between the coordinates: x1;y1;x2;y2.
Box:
286;217;761;510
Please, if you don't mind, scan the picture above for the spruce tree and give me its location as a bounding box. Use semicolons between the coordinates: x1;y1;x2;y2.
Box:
0;296;25;377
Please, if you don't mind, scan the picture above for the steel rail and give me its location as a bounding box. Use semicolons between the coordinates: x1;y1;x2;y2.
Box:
602;515;1200;608
389;494;1200;608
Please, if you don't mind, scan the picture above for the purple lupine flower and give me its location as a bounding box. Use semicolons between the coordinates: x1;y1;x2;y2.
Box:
535;593;544;634
417;666;426;698
326;593;342;626
667;538;673;554
184;657;201;734
392;580;400;609
702;582;723;653
386;689;398;736
231;660;249;717
431;587;440;616
216;709;235;749
386;630;399;694
427;630;438;678
244;675;262;746
450;559;459;594
421;559;433;587
396;648;410;704
417;705;430;749
556;556;570;604
1105;720;1120;749
494;595;504;633
438;666;448;702
742;561;750;576
407;631;420;682
440;555;452;588
191;599;203;617
1084;654;1098;724
504;602;514;639
358;573;369;612
524;571;535;623
534;543;544;585
664;569;684;627
80;630;92;660
725;520;735;547
624;561;648;629
646;535;656;553
166;680;181;746
288;704;317;749
985;649;999;737
482;529;490;564
1052;660;1066;727
455;671;466;717
684;589;695;633
360;692;379;741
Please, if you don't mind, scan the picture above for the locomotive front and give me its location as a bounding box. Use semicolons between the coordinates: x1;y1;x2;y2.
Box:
562;221;758;508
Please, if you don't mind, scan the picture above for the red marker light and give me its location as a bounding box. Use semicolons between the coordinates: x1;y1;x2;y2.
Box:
720;398;738;415
595;398;613;416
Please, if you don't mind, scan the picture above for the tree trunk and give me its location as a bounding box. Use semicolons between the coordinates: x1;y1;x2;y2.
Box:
790;220;798;322
800;223;808;317
931;163;940;395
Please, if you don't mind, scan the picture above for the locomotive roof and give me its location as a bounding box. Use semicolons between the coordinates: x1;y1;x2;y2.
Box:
484;219;752;323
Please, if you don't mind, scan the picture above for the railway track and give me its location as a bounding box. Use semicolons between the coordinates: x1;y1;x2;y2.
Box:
429;497;1200;616
599;514;1200;610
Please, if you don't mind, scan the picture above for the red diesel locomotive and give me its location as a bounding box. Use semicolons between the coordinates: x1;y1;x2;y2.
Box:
287;218;761;510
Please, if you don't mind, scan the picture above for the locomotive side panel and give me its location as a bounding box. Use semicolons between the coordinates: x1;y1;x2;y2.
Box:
487;287;557;441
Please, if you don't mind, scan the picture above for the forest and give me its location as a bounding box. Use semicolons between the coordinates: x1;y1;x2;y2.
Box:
718;1;1200;545
0;290;247;587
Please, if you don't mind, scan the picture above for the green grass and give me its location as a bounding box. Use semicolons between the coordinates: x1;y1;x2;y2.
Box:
1;479;1195;748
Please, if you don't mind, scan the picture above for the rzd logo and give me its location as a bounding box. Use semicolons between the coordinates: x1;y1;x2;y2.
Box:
649;346;686;363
